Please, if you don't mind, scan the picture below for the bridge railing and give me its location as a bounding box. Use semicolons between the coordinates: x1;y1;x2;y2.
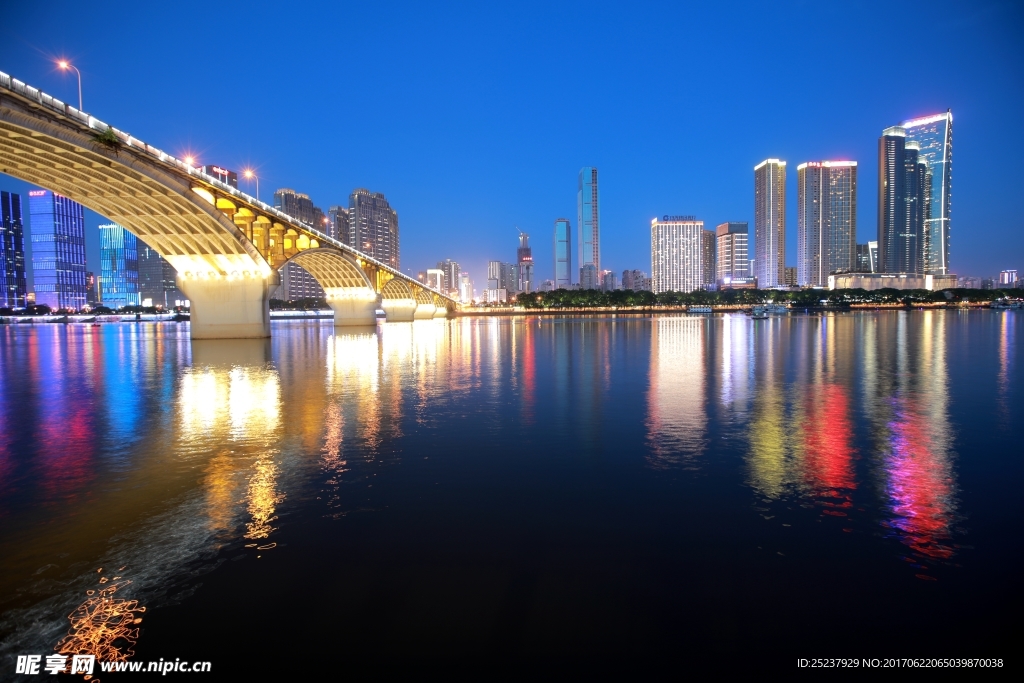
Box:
0;70;452;302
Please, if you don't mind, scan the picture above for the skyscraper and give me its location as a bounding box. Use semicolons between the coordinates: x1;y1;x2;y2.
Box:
878;127;927;274
651;216;703;294
138;240;186;308
274;188;315;224
855;243;872;273
517;231;534;294
578;167;600;282
99;223;140;308
273;188;323;297
903;112;953;275
554;217;572;288
701;229;716;289
796;161;857;286
754;159;786;288
28;190;87;310
715;222;750;287
622;269;650;291
437;260;461;297
1;190;27;307
580;264;599;290
328;205;350;245
349;189;399;268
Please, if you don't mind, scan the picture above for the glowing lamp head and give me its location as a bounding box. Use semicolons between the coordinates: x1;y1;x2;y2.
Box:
243;169;254;179
184;156;195;166
58;60;69;70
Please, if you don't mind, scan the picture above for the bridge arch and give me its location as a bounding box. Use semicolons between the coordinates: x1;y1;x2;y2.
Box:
284;249;379;327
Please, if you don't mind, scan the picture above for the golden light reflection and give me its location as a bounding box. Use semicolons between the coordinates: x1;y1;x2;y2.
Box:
646;318;707;469
244;456;284;540
55;572;145;665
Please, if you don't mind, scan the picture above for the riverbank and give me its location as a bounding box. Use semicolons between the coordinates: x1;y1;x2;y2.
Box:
456;301;998;316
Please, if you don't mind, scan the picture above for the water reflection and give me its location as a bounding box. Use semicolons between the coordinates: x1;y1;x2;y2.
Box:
646;318;707;469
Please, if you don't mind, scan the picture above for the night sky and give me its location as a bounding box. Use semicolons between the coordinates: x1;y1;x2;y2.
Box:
2;0;1022;287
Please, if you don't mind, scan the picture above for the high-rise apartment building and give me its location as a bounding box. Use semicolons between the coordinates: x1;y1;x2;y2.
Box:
349;189;399;269
459;273;473;303
784;266;797;288
1;190;27;307
999;270;1018;285
701;229;716;289
621;269;651;291
274;188;316;224
276;261;325;301
273;188;324;297
425;268;444;291
487;260;517;292
855;243;872;273
796;161;857;286
554;217;572;288
28;190;87;310
601;270;618;292
517;232;534;294
98;223;140;308
904;112;953;276
754;159;786;288
878;127;928;274
437;260;461;297
139;240;186;308
578;167;600;281
328;205;350;244
715;222;750;287
580;264;599;290
651;216;703;294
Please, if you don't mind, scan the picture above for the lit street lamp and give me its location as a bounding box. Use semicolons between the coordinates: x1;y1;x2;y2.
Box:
57;60;83;111
243;169;260;201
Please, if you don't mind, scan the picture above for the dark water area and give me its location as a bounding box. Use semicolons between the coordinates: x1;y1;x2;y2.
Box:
0;312;1021;673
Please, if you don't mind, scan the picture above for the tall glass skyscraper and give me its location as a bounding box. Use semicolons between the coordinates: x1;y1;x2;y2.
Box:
796;161;857;286
28;190;87;310
99;223;140;308
554;217;572;288
1;190;27;307
878;127;928;274
139;240;186;308
754;159;786;288
903;112;953;276
577;167;599;285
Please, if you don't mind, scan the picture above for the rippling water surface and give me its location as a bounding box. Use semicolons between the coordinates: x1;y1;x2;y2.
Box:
0;312;1020;667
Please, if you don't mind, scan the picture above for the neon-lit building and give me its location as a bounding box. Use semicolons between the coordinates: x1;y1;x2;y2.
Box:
99;223;140;308
1;190;27;307
878;127;928;274
903;112;953;276
754;159;786;288
554;217;572;288
796;161;857;286
578;167;600;282
517;231;534;294
28;190;87;310
651;216;704;294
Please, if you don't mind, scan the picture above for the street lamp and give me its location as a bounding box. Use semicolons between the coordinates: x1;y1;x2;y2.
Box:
57;60;83;111
243;169;260;201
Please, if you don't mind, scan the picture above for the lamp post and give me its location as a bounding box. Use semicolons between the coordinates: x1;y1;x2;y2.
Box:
243;169;260;202
57;60;83;111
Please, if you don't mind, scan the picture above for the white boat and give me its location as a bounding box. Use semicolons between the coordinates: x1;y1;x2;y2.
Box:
750;306;769;319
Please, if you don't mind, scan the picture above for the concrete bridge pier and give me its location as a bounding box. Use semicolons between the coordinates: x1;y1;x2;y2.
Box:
177;274;273;340
382;298;417;322
433;306;448;318
414;303;437;319
325;288;380;327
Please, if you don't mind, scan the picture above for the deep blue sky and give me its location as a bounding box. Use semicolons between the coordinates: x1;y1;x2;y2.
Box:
2;0;1022;286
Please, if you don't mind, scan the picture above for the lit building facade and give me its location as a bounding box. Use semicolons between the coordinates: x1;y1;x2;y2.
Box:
878;127;928;274
276;261;325;301
796;161;857;286
138;240;186;308
28;190;87;310
651;216;703;294
578;167;600;279
274;188;315;224
328;205;350;245
349;189;399;269
622;269;650;291
715;222;750;287
999;270;1018;285
701;229;716;289
99;223;140;308
580;263;599;290
517;232;534;294
425;268;444;291
437;259;461;297
904;112;953;276
554;217;572;288
1;190;27;307
601;270;618;291
754;159;786;288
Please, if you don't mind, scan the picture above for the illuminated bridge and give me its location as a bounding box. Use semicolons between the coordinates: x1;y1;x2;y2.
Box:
0;71;457;339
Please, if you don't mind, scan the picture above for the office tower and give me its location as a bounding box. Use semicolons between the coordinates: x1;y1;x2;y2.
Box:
349;189;399;268
796;161;857;286
487;260;516;292
459;273;473;303
601;270;618;291
580;263;599;290
903;112;953;275
715;222;750;287
754;159;786;288
138;240;186;308
578;167;600;277
425;268;444;291
651;216;703;294
437;260;461;296
274;188;315;224
868;241;878;272
999;270;1018;286
622;269;650;291
855;244;872;273
701;229;716;289
28;190;87;310
784;267;797;287
517;231;534;294
878;128;928;274
1;190;27;307
328;205;350;245
554;217;572;288
98;223;140;308
202;165;238;188
85;272;98;305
